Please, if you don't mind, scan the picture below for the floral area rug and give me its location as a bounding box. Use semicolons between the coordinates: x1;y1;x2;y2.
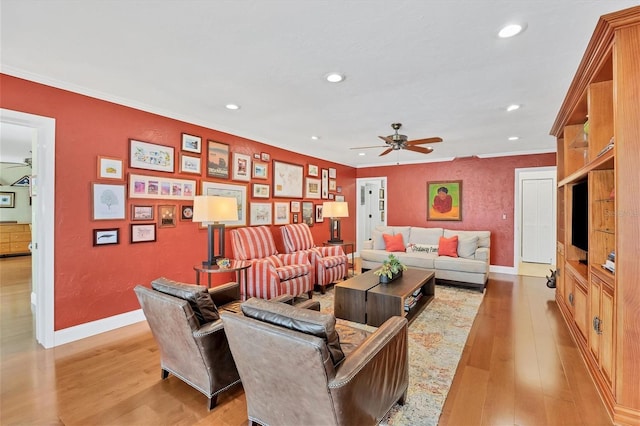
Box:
315;284;484;426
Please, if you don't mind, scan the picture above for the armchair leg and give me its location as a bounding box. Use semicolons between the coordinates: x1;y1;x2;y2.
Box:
161;369;169;380
320;285;326;295
398;388;408;406
307;290;313;299
208;394;218;410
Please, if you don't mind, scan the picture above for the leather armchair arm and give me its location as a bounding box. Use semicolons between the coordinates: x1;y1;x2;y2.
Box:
208;281;240;306
192;319;239;388
328;316;409;419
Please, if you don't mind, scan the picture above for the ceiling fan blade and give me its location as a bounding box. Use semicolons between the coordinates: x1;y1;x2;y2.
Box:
379;148;394;156
406;146;434;155
350;145;389;150
406;137;443;145
378;135;395;144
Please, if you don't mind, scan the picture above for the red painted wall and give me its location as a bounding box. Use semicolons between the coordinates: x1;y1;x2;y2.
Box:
357;154;556;266
1;74;356;330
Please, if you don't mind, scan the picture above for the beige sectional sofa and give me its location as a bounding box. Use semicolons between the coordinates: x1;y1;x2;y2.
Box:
360;226;491;291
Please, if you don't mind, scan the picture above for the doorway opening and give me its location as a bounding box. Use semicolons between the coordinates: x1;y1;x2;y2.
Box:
355;177;387;254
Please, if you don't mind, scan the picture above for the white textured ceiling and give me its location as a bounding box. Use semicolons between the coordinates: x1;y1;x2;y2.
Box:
1;1;637;167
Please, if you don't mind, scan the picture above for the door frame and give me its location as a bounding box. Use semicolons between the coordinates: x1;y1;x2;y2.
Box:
514;166;557;274
355;176;387;254
1;109;56;348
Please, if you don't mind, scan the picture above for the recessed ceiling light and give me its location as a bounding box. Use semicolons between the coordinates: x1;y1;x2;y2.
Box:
225;104;240;110
508;136;520;141
358;152;366;156
311;135;319;140
325;73;345;83
498;23;525;38
506;104;520;112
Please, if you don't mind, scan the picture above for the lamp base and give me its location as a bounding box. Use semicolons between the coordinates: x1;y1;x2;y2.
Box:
202;256;224;267
327;238;343;244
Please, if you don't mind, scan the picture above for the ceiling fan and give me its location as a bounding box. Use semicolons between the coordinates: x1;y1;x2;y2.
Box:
351;123;443;156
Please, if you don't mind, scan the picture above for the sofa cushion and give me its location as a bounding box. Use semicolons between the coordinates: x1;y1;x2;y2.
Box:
408;227;443;246
435;257;487;274
457;235;479;259
241;297;345;366
397;252;437;269
371;230;386;250
151;277;219;324
438;235;459;257
383;233;406;252
444;229;491;248
390;226;412;248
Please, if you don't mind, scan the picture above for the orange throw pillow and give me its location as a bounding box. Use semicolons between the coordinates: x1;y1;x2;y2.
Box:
438;235;459;257
383;233;405;252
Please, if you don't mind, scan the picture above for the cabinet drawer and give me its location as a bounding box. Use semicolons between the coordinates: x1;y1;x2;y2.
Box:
0;242;11;254
10;233;31;243
10;241;30;253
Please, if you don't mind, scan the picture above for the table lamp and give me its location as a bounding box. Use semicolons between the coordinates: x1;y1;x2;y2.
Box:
322;201;349;243
192;195;238;266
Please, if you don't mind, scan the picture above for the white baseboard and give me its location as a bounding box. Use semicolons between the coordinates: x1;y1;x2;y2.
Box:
54;309;146;347
490;265;517;275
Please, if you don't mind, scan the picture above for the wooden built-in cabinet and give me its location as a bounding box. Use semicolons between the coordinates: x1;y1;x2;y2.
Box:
550;6;640;425
0;223;31;257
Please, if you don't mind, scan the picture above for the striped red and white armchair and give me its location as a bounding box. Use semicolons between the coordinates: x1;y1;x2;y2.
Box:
230;226;313;300
280;223;348;294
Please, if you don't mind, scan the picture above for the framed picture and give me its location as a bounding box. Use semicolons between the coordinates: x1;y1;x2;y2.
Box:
379;200;385;211
158;205;177;228
97;156;123;180
0;191;15;208
329;193;335;200
292;213;299;224
379;188;385;199
131;205;154;221
207;140;230;179
250;202;272;226
253;153;261;159
315;204;324;223
180;204;194;221
11;175;30;187
232;152;252;181
201;181;247;227
92;183;126;220
335;195;345;202
179;153;201;174
252;183;270;199
305;177;321;199
129;139;175;173
273;160;303;198
328;167;337;179
273;201;290;225
302;201;314;226
290;201;301;213
321;169;329;199
129;174;196;200
427;180;462;221
261;152;271;162
93;228;119;246
329;179;337;191
130;223;156;243
337;186;342;193
181;133;202;153
308;164;319;177
252;161;268;179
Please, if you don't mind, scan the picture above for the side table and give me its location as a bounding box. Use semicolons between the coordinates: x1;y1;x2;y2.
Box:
194;260;251;300
323;241;355;276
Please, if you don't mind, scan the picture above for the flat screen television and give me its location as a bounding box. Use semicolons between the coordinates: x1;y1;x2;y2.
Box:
571;180;589;254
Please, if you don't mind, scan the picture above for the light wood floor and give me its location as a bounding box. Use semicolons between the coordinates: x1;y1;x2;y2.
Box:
0;256;611;425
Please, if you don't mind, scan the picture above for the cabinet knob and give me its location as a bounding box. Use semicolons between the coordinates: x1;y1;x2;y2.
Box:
593;316;603;334
568;293;574;306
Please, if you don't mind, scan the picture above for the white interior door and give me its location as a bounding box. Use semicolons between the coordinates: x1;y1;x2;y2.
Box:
356;177;386;253
521;177;554;263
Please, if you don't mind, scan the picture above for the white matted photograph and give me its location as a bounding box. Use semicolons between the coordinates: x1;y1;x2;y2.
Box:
305;177;321;199
181;133;202;153
97;156;124;180
232;152;252;181
130;223;156;243
92;183;126;220
180;154;201;174
93;228;119;246
250;202;272;226
274;202;290;225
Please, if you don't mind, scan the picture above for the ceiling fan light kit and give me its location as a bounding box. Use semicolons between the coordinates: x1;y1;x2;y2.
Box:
351;122;443;157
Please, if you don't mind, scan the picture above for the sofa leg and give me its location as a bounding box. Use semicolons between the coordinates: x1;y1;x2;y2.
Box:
161;369;169;380
208;394;218;410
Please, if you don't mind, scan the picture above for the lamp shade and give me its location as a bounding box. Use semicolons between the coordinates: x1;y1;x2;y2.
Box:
322;201;349;218
192;196;238;223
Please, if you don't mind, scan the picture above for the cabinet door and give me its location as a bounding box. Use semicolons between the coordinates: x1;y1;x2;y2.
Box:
600;288;614;386
574;283;588;341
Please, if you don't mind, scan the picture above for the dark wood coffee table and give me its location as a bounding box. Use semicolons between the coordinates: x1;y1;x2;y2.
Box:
366;268;435;326
334;268;435;326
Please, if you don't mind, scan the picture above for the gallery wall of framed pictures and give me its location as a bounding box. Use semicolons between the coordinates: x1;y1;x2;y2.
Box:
92;129;346;246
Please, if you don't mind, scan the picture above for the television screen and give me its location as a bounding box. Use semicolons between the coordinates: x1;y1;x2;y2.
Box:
571;180;589;253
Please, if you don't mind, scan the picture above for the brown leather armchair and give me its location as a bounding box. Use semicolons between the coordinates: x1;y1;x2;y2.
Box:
134;278;242;410
221;298;409;425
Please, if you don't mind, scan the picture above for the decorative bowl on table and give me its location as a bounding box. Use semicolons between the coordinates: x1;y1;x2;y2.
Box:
216;258;231;268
